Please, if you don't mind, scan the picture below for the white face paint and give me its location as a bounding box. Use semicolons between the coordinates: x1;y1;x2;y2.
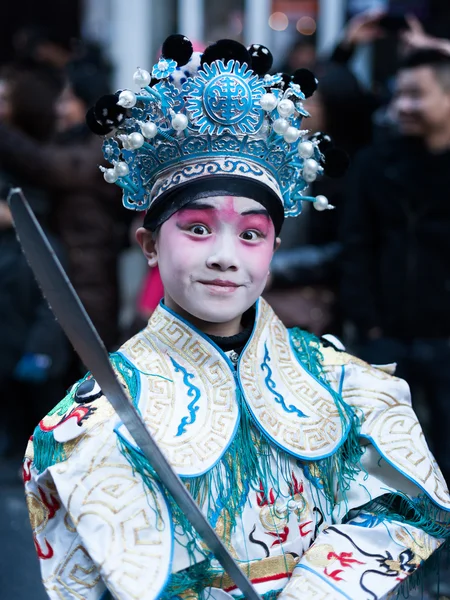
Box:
152;195;277;335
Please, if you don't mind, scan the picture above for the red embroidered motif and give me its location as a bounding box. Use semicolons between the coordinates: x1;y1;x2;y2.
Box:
34;536;54;560
327;551;365;567
39;405;90;432
289;471;304;495
38;486;60;519
22;459;31;483
266;526;290;546
299;521;313;537
324;567;345;581
224;572;291;592
256;481;275;507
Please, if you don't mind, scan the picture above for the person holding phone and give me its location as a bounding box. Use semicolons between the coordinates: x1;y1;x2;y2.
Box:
341;48;450;505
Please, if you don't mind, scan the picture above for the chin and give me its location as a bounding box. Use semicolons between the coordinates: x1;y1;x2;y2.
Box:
189;304;247;324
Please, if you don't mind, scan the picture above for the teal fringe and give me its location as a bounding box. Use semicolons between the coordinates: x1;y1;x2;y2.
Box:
32;423;68;474
290;328;363;507
159;560;221;599
118;328;365;598
117;391;299;559
32;353;138;473
355;492;450;540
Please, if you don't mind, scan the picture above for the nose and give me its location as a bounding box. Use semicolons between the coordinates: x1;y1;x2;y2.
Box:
395;96;416;116
206;232;239;272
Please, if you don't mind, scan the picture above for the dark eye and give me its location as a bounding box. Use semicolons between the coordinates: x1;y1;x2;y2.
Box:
241;230;260;241
190;224;210;235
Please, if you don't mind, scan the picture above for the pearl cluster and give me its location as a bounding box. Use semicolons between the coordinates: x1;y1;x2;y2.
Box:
101;67;191;183
260;91;330;211
101;63;332;213
100;161;130;183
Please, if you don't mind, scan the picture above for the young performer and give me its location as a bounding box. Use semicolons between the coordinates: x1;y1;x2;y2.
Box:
24;36;450;600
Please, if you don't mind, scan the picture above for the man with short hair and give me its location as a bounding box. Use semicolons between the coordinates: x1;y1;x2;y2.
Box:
341;49;450;485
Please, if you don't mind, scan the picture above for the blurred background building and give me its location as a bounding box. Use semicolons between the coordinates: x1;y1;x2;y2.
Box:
2;0;450;91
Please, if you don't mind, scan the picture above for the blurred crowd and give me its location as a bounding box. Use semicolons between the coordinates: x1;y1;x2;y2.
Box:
2;12;450;494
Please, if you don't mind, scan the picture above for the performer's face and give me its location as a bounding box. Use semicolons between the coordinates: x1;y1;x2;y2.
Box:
137;195;279;336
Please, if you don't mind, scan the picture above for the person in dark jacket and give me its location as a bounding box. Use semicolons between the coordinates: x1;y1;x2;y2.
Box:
340;49;450;484
265;63;374;335
0;63;68;457
0;46;124;351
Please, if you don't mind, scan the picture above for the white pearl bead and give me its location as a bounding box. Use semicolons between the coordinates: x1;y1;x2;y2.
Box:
103;168;118;183
303;170;317;183
141;121;158;138
283;126;300;144
128;132;145;149
314;195;329;211
260;93;278;112
273;118;289;135
117;89;137;108
298;140;314;159
171;113;189;131
304;158;319;173
133;67;151;88
277;98;295;118
114;161;129;177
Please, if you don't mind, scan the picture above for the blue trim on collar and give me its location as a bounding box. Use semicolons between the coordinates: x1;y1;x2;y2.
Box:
235;314;351;462
360;433;450;513
115;301;248;478
159;298;260;372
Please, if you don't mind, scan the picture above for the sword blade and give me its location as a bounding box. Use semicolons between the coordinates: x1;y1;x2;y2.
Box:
8;188;261;600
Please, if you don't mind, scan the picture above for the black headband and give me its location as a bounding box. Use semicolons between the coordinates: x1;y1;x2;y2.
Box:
143;176;285;235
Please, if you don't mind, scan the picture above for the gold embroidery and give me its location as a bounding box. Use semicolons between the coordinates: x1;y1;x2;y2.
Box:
304;543;335;567
239;299;344;458
395;528;437;563
211;553;298;590
26;492;48;534
121;305;239;474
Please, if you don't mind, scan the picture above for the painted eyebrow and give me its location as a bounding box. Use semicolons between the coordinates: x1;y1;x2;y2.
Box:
241;209;270;217
182;202;215;210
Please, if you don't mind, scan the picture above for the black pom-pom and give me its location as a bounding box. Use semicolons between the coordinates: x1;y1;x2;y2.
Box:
162;34;193;66
312;132;334;155
201;39;251;68
323;147;350;178
86;107;113;135
247;44;273;76
94;94;126;126
292;68;318;98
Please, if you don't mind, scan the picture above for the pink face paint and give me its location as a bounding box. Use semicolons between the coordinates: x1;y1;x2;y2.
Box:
238;214;271;237
175;208;216;230
155;196;276;334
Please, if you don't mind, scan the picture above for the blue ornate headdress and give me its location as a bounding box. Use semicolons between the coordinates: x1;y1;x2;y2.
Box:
87;35;348;227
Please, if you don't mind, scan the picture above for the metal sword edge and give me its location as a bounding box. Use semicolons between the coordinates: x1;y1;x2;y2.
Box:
7;187;261;600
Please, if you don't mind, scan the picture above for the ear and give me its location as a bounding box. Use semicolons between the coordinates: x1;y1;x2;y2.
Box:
136;227;158;267
274;236;281;252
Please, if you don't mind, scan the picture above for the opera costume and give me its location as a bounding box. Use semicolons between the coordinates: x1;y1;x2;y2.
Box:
23;35;450;600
